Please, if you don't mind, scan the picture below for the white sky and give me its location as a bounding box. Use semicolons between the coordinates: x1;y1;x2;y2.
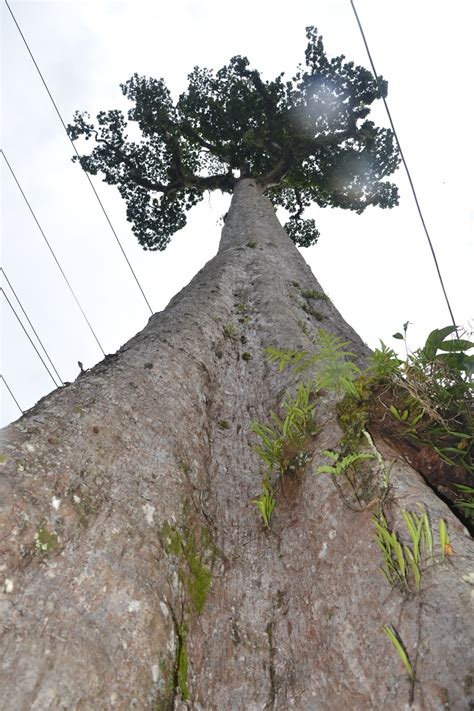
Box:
1;0;473;427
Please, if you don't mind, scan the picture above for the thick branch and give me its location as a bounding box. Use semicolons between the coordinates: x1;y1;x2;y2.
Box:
293;189;305;221
88;130;234;195
248;71;275;126
180;120;229;160
258;152;294;189
132;170;235;196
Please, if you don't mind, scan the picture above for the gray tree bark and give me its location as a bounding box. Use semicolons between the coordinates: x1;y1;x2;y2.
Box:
0;179;472;710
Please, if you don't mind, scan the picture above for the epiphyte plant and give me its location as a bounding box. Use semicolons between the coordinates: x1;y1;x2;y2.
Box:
316;449;375;476
373;505;451;593
266;329;361;397
252;381;317;474
252;478;277;528
251;381;318;527
382;624;414;680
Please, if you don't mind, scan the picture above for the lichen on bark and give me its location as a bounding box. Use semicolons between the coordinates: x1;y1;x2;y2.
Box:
160;517;216;616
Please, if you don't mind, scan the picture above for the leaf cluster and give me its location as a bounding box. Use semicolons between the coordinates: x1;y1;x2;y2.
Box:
251;381;318;527
267;329;361;396
376;326;473;477
317;449;374;476
373;506;439;593
253;477;276;528
252;382;317;474
454;483;474;516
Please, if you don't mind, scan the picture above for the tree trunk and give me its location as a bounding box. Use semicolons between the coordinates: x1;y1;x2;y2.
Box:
1;179;472;710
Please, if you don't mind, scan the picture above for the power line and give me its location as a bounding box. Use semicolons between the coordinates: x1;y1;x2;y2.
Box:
349;0;458;333
0;374;24;415
0;267;64;385
4;0;154;316
1;287;60;388
1;149;106;357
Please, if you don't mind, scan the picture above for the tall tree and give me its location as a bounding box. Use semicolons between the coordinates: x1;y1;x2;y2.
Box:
1;29;472;710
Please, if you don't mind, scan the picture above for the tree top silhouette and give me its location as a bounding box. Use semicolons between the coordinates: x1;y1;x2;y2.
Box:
67;27;400;250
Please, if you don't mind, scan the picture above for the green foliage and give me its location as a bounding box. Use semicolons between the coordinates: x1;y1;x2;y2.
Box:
223;324;238;340
369;341;402;378
266;345;308;372
255;331;366;523
301;288;330;302
246;239;258;248
454;484;474;518
251;421;285;472
177;624;189;700
34;527;59;554
336;385;370;450
186;552;212;615
392;325;473;475
382;625;414;680
438;518;451;561
374;512;417;591
372;507;449;593
253;478;277;527
317;446;380;509
280;382;318;449
161;521;214;614
241;351;252;361
317;449;374;476
313;331;361;395
420;325;474;366
284;216;320;247
251;381;318;527
302;302;325;321
179;460;191;475
267;330;361;397
337;325;473;503
252;382;317;475
67;27;399;250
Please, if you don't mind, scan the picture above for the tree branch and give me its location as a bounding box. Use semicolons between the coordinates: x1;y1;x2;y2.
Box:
258;152;294;189
180;121;223;155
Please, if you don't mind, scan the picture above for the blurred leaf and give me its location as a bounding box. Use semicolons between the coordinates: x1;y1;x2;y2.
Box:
382;624;414;678
390;405;400;420
435;352;473;371
422;326;457;360
438;338;474;353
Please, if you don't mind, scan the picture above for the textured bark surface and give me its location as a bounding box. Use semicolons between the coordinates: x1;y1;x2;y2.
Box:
1;180;473;710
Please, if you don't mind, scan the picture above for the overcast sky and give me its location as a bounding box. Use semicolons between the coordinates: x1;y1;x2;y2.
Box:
1;0;473;427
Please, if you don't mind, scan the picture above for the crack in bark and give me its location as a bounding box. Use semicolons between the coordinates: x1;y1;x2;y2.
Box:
264;616;278;710
167;601;189;708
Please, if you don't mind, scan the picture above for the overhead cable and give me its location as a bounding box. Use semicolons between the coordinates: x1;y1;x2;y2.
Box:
1;267;64;385
0;374;24;415
1;149;106;357
1;287;60;387
350;0;458;332
4;0;154;316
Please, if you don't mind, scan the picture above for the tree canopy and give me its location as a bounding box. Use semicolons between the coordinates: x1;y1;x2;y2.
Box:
67;27;400;251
